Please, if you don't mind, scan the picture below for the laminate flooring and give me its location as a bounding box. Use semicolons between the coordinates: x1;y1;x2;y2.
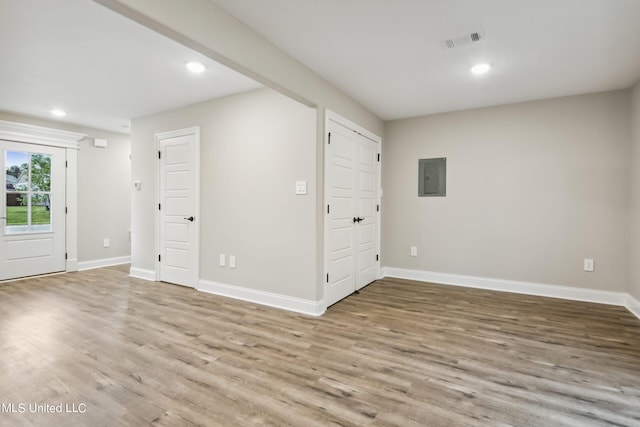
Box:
0;266;639;426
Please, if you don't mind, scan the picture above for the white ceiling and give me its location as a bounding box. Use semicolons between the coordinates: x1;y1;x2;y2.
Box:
0;0;262;134
2;1;639;132
210;0;640;120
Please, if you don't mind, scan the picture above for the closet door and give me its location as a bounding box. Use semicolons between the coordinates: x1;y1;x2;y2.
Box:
325;120;379;307
355;136;378;290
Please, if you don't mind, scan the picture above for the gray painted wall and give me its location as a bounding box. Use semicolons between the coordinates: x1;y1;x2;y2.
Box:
0;111;131;263
77;133;131;262
382;91;631;292
99;0;384;301
131;88;317;300
629;82;640;300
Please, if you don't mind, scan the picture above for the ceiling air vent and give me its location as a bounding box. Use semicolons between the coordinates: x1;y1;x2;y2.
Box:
442;32;483;49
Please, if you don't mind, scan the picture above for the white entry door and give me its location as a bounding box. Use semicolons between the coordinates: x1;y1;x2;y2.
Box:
157;128;199;288
1;140;66;280
325;119;379;306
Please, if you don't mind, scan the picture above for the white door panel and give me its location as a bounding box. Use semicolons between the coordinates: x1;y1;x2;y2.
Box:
1;141;66;280
158;129;199;288
326;120;379;306
165;223;189;242
165;197;190;216
166;171;190;190
6;237;53;260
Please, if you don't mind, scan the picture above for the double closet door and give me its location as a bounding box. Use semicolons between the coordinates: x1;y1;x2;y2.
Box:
325;120;379;307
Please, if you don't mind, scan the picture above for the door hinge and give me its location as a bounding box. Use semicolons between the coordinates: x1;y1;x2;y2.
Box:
65;160;68;168
65;206;68;214
328;132;331;144
158;203;161;211
377;153;380;162
158;254;161;262
65;253;68;260
377;204;379;212
327;204;330;214
376;254;379;261
326;273;329;283
158;151;161;160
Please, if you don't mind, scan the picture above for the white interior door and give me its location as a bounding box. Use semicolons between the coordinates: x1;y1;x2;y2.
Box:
157;128;199;288
326;119;379;306
1;140;66;280
356;138;378;289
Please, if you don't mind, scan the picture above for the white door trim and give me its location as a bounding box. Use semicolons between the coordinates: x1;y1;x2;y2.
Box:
324;110;382;306
0;120;85;273
0;120;85;150
155;126;200;286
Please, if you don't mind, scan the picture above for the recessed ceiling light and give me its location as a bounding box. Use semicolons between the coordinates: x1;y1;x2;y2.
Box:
51;109;66;117
185;61;206;73
471;63;491;75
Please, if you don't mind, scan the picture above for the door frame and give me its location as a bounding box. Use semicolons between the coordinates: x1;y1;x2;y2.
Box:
154;126;200;286
323;110;382;306
0;120;85;274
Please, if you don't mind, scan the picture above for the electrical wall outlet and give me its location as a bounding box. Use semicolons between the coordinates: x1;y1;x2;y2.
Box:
219;254;226;267
229;255;236;269
410;246;417;257
103;238;110;248
584;258;594;272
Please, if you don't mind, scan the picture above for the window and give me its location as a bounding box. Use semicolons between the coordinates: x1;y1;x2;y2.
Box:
4;150;52;234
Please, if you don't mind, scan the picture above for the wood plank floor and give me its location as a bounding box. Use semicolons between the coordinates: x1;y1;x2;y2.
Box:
0;266;639;426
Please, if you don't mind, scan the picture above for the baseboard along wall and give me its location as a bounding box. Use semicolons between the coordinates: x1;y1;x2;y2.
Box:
382;267;640;321
129;267;156;282
198;279;325;317
125;264;640;320
78;256;131;271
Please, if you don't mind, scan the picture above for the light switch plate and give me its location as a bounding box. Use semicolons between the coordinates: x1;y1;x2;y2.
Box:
295;180;307;195
584;258;594;272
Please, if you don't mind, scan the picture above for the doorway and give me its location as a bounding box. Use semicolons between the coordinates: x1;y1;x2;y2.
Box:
1;140;67;280
156;127;200;288
324;112;381;307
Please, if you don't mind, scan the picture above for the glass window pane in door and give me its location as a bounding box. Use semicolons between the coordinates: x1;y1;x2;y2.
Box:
5;151;29;191
30;153;51;192
31;194;51;232
6;194;27;227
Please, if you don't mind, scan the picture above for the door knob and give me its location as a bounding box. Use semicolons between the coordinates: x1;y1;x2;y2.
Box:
184;216;195;222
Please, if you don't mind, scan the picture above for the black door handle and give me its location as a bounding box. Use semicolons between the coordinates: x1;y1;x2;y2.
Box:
184;216;195;222
353;217;364;223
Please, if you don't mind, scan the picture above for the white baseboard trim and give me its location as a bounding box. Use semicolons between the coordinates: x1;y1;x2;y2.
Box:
66;258;78;273
198;279;325;317
382;267;640;320
129;267;156;281
78;256;131;271
626;294;640;320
